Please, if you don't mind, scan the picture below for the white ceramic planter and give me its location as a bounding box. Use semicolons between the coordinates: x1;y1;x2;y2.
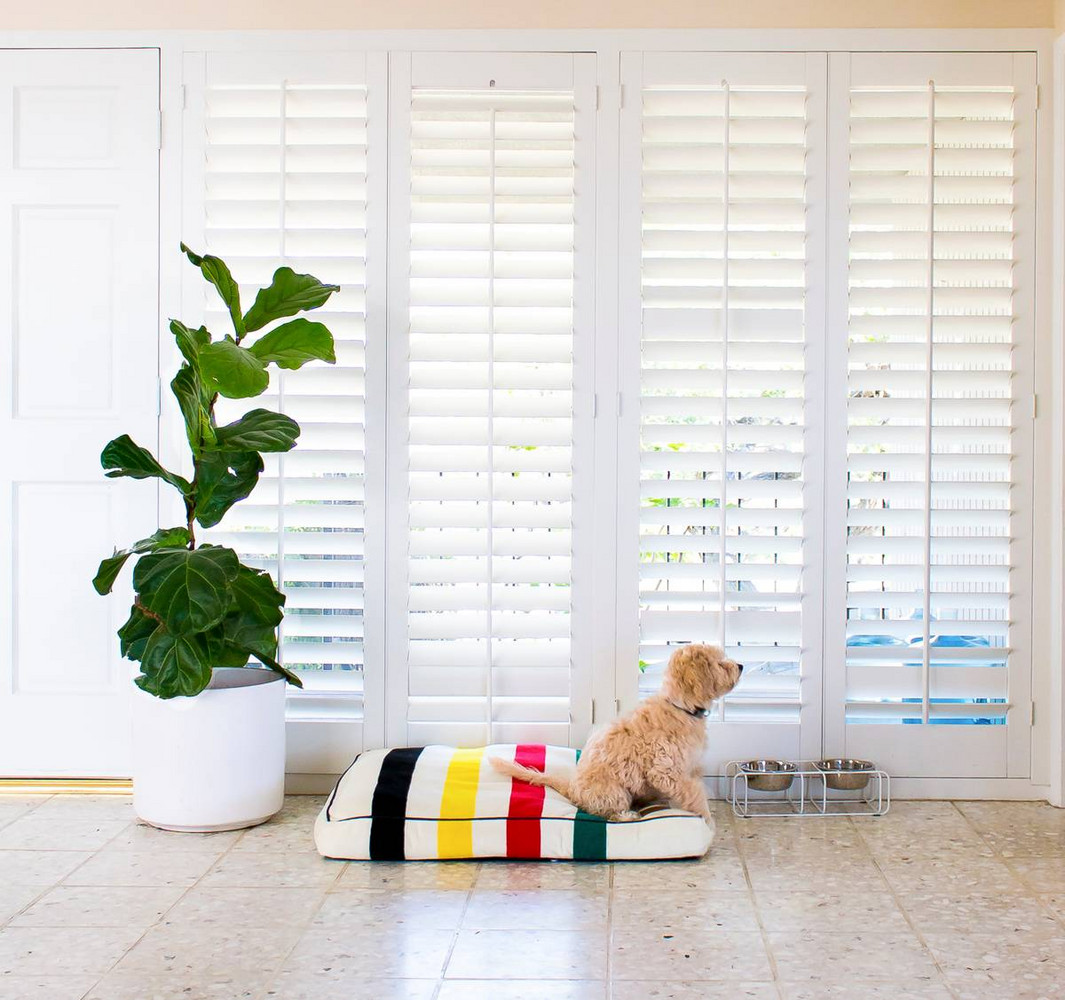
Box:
132;667;286;832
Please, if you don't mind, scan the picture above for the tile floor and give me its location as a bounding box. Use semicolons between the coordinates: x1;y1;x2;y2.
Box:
1;794;1064;999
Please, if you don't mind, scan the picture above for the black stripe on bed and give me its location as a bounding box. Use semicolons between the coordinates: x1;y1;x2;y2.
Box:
368;747;425;860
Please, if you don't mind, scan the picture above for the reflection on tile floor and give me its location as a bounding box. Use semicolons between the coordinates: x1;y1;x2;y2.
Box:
1;795;1065;998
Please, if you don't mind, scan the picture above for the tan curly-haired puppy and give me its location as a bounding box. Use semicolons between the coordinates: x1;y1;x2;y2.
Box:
490;644;742;824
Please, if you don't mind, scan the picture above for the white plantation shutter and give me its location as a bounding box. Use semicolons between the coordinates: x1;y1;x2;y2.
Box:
619;52;826;764
391;53;594;745
827;53;1035;777
194;53;374;700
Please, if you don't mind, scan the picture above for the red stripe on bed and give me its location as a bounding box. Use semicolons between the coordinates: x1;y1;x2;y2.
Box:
506;743;547;858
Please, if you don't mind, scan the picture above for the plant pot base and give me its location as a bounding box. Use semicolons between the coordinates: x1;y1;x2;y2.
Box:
137;812;277;834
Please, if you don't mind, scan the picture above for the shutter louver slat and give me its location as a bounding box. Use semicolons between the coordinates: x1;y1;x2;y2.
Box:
203;64;368;693
406;84;577;744
637;72;811;719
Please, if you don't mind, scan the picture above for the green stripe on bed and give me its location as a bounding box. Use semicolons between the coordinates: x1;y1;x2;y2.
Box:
570;750;608;859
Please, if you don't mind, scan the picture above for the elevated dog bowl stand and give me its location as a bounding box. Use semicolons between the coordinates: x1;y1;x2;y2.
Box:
723;760;890;819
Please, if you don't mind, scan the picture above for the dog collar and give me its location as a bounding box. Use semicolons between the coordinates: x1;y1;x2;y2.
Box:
670;702;711;718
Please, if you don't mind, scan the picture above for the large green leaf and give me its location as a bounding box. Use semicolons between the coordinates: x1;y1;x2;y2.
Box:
180;243;244;338
239;644;303;688
171;366;216;453
242;266;340;332
101;435;192;496
169;319;210;367
133;545;240;635
230;564;286;626
93;527;191;595
117;604;160;661
194;450;264;529
136;627;214;699
199;339;269;399
212;408;300;454
248;318;336;370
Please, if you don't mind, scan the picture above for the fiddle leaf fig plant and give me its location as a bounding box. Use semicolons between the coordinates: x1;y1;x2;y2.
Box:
93;245;339;699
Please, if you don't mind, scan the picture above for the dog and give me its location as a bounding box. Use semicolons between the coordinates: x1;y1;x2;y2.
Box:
490;644;742;824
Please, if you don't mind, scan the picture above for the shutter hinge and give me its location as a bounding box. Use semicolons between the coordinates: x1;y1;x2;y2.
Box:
1031;393;1038;420
617;392;623;417
156;377;162;417
1036;84;1041;110
157;110;163;149
592;393;598;419
595;85;600;111
619;83;625;110
1031;701;1036;725
181;84;188;111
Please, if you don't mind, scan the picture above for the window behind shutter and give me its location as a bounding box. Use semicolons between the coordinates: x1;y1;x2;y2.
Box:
620;52;827;767
827;52;1035;777
198;53;371;698
394;53;594;746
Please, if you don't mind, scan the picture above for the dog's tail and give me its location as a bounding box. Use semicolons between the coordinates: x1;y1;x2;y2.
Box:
488;756;574;800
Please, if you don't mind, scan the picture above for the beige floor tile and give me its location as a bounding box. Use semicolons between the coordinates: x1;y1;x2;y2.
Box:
30;796;135;820
115;919;303;977
439;982;606;1000
0;851;91;887
314;887;466;929
611;929;772;981
232;798;326;853
923;930;1065;983
753;889;908;932
949;980;1065;999
200;850;340;889
337;860;478;891
464;888;606;930
877;854;1025;896
0;976;98;1000
0;797;49;829
0;816;131;852
899;889;1061;936
612;856;747;892
154;885;326;929
102;821;243;853
1006;857;1065;893
611;888;759;931
283;925;454;979
1040;893;1065;923
263;972;437;1000
85;971;265;999
778;983;954;1000
0;924;143;976
767;929;937;981
447;928;608;979
0;885;43;925
745;854;886;894
612;985;779;1000
63;850;220;888
474;861;608;891
11;885;183;928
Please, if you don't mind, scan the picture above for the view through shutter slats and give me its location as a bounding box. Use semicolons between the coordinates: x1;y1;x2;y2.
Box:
202;55;369;697
633;54;819;741
838;53;1035;776
404;70;580;745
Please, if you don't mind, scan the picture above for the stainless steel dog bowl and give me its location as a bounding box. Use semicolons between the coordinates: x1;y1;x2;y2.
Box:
740;759;797;791
816;758;875;790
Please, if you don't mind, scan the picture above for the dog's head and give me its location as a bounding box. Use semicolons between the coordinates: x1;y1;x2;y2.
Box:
661;644;743;713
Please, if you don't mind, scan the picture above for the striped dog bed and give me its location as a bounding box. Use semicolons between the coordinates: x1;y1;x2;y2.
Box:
314;744;714;861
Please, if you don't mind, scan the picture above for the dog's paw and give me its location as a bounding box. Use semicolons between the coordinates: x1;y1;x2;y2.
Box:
610;810;641;822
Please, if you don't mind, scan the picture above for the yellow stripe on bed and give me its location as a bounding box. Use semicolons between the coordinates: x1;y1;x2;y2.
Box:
437;747;486;858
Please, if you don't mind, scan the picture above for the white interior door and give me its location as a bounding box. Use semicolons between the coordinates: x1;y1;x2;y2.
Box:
0;49;160;777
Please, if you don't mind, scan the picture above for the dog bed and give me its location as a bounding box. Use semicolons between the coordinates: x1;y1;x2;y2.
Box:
314;744;714;861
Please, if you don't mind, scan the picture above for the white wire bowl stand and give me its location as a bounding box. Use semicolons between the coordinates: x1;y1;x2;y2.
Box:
723;760;890;818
